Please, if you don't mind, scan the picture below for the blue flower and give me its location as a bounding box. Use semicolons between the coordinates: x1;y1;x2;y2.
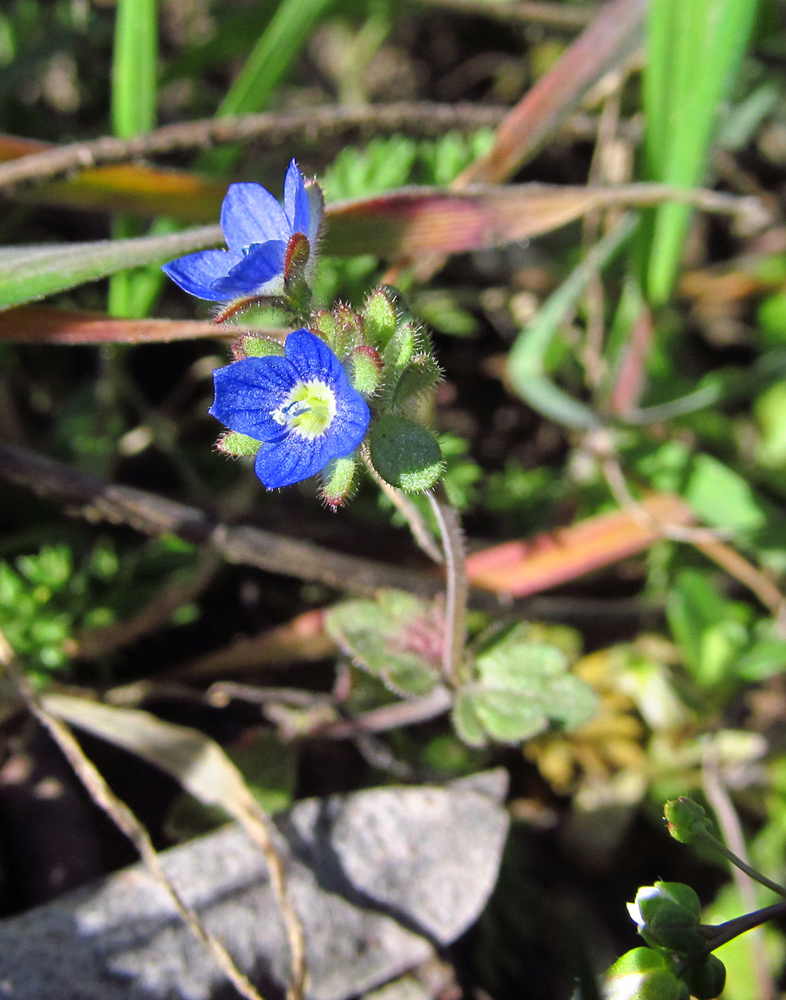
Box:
162;159;322;303
210;329;370;489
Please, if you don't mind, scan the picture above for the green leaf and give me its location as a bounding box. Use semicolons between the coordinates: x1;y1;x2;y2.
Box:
462;685;549;744
201;0;337;174
368;414;444;493
684;454;767;535
453;625;597;747
0;226;221;310
507;216;635;429
109;0;161;318
325;590;441;696
451;691;489;748
666;569;752;686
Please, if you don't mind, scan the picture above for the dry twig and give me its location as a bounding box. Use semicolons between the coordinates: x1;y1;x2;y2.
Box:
0;629;268;1000
0;103;507;192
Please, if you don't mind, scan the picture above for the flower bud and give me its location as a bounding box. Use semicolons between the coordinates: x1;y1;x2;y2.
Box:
321;455;358;510
627;883;704;955
216;431;260;457
682;955;726;1000
392;354;443;407
664;798;713;844
232;333;285;359
363;287;399;349
603;948;686;1000
350;345;383;397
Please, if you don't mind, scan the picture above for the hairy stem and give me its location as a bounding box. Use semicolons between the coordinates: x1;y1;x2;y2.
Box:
427;487;468;683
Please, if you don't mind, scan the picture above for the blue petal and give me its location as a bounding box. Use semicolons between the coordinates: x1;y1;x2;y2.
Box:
211;241;287;299
283;160;310;236
220;183;290;253
328;390;370;458
209;356;296;441
162;249;241;301
285;329;344;385
254;433;334;489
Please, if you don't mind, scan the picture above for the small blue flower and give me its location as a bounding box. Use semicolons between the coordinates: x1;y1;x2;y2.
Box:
162;159;322;303
210;329;370;489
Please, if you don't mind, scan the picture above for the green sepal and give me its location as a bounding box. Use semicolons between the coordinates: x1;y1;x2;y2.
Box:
392;354;443;407
321;455;358;510
682;955;726;1000
325;589;442;696
233;333;286;359
363;287;399;349
283;231;310;291
368;413;443;492
351;346;383;397
332;304;365;357
382;321;416;381
216;431;260;457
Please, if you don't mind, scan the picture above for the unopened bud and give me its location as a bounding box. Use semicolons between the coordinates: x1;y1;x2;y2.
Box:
664;798;713;844
627;883;704;956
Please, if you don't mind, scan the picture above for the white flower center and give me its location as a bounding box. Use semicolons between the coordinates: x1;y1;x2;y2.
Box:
272;379;336;439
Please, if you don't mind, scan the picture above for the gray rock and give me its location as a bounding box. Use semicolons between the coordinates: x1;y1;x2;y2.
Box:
0;771;509;1000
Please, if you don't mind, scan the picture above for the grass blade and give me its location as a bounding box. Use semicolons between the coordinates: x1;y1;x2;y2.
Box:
0;226;221;311
202;0;337;174
641;0;760;304
507;215;636;428
110;0;163;318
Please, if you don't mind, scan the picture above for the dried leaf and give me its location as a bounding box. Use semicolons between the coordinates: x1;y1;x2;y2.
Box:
466;494;695;597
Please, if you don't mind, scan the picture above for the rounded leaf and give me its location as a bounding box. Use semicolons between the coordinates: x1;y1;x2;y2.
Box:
369;414;443;492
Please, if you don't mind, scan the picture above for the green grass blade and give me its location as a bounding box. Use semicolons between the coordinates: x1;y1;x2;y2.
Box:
201;0;337;175
111;0;158;138
507;216;636;429
641;0;760;305
217;0;334;117
110;0;162;318
0;226;221;311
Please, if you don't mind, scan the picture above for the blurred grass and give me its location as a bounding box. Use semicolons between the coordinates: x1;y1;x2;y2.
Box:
200;0;339;176
109;0;164;319
640;0;760;305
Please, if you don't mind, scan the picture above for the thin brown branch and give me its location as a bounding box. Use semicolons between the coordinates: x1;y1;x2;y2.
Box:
0;443;436;598
595;441;786;618
74;550;222;658
0;630;267;1000
0;103;508;191
314;685;453;738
